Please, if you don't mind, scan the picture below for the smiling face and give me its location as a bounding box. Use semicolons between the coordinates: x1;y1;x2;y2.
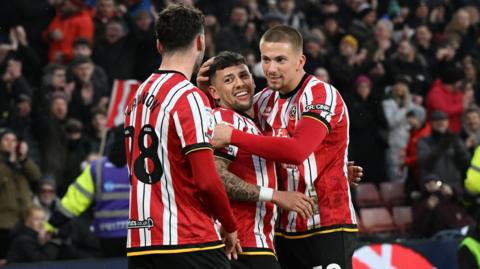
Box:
209;64;255;112
260;41;305;94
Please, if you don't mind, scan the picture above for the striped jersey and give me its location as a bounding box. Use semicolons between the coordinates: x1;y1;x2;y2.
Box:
253;73;357;236
213;108;277;252
124;70;221;255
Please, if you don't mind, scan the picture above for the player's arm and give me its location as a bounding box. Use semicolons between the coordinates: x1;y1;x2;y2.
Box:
214;155;315;218
214;156;260;202
214;116;327;165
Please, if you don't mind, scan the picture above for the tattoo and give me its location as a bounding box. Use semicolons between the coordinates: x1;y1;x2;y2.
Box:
214;156;260;202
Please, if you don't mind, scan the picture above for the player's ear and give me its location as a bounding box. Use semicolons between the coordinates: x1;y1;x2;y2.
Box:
156;40;163;54
208;84;220;100
298;54;306;71
196;34;205;52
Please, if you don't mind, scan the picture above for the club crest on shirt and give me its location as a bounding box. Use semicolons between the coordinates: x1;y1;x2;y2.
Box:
289;106;297;120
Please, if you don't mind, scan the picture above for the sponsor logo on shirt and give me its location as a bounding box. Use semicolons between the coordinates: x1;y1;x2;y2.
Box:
128;217;154;230
305;103;331;113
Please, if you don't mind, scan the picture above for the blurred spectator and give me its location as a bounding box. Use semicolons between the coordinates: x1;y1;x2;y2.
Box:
314;67;330;83
48;126;128;257
93;0;124;43
86;109;107;153
262;11;287;30
445;8;476;58
277;0;308;33
413;24;437;76
32;177;59;219
321;14;345;50
345;75;388;183
412;176;474;238
61;119;95;196
0;129;41;258
93;19;136;85
406;0;430;29
364;19;396;68
68;56;109;124
383;76;422;180
6;205;60;263
303;33;326;74
461;107;480;154
404;107;431;202
349;3;376;44
215;5;259;54
329;34;366;94
417;111;470;190
43;0;94;63
386;39;431;98
131;10;160;81
462;58;480;104
426;65;469;133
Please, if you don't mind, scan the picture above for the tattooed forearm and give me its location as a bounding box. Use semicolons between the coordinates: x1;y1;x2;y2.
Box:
214;156;260;202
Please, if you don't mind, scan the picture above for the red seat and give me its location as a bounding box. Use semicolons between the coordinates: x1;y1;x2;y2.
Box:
380;180;406;206
392;206;413;233
355;183;383;207
359;207;397;233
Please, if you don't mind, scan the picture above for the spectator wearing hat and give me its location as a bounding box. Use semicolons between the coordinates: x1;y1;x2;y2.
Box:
404;106;431;201
417;111;470;191
348;3;376;44
383;76;423;180
328;34;366;94
43;0;94;63
0;129;41;259
426;65;470;133
345;75;388;184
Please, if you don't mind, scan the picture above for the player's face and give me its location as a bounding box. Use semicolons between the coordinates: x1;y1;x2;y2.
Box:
210;64;255;112
260;41;305;93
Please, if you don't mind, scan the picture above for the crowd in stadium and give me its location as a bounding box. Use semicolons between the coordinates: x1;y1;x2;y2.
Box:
1;0;480;265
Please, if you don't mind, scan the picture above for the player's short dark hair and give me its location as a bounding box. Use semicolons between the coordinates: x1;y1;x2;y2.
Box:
261;25;303;53
155;4;205;53
208;51;247;83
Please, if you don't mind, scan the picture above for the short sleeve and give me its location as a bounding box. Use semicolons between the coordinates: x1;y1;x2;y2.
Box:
301;82;341;133
173;90;214;155
212;109;238;161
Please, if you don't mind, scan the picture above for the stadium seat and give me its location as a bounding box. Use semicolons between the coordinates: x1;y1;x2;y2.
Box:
359;207;397;233
392;206;413;233
380;180;406;206
355;183;383;207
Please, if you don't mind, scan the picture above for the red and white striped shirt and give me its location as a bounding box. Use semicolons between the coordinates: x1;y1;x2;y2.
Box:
213;108;277;252
253;73;357;236
124;70;222;255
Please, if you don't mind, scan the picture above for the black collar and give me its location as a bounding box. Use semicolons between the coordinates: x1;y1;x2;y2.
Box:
153;69;187;79
279;73;309;99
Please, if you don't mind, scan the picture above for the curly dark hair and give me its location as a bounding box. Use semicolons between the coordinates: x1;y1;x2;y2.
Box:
207;51;246;83
155;4;205;52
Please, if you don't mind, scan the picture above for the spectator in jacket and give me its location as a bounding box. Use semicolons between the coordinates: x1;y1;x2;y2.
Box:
426;65;470;133
32;177;59;219
412;176;474;238
404;107;431;202
417;111;470;191
383;76;422;180
6;205;60;263
43;0;94;63
0;129;41;259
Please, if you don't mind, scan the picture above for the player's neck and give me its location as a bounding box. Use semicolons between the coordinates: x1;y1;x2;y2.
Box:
158;53;197;80
279;70;306;95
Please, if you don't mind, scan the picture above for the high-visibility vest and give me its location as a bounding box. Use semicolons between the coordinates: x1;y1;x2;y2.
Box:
465;147;480;194
56;157;129;238
460;236;480;267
